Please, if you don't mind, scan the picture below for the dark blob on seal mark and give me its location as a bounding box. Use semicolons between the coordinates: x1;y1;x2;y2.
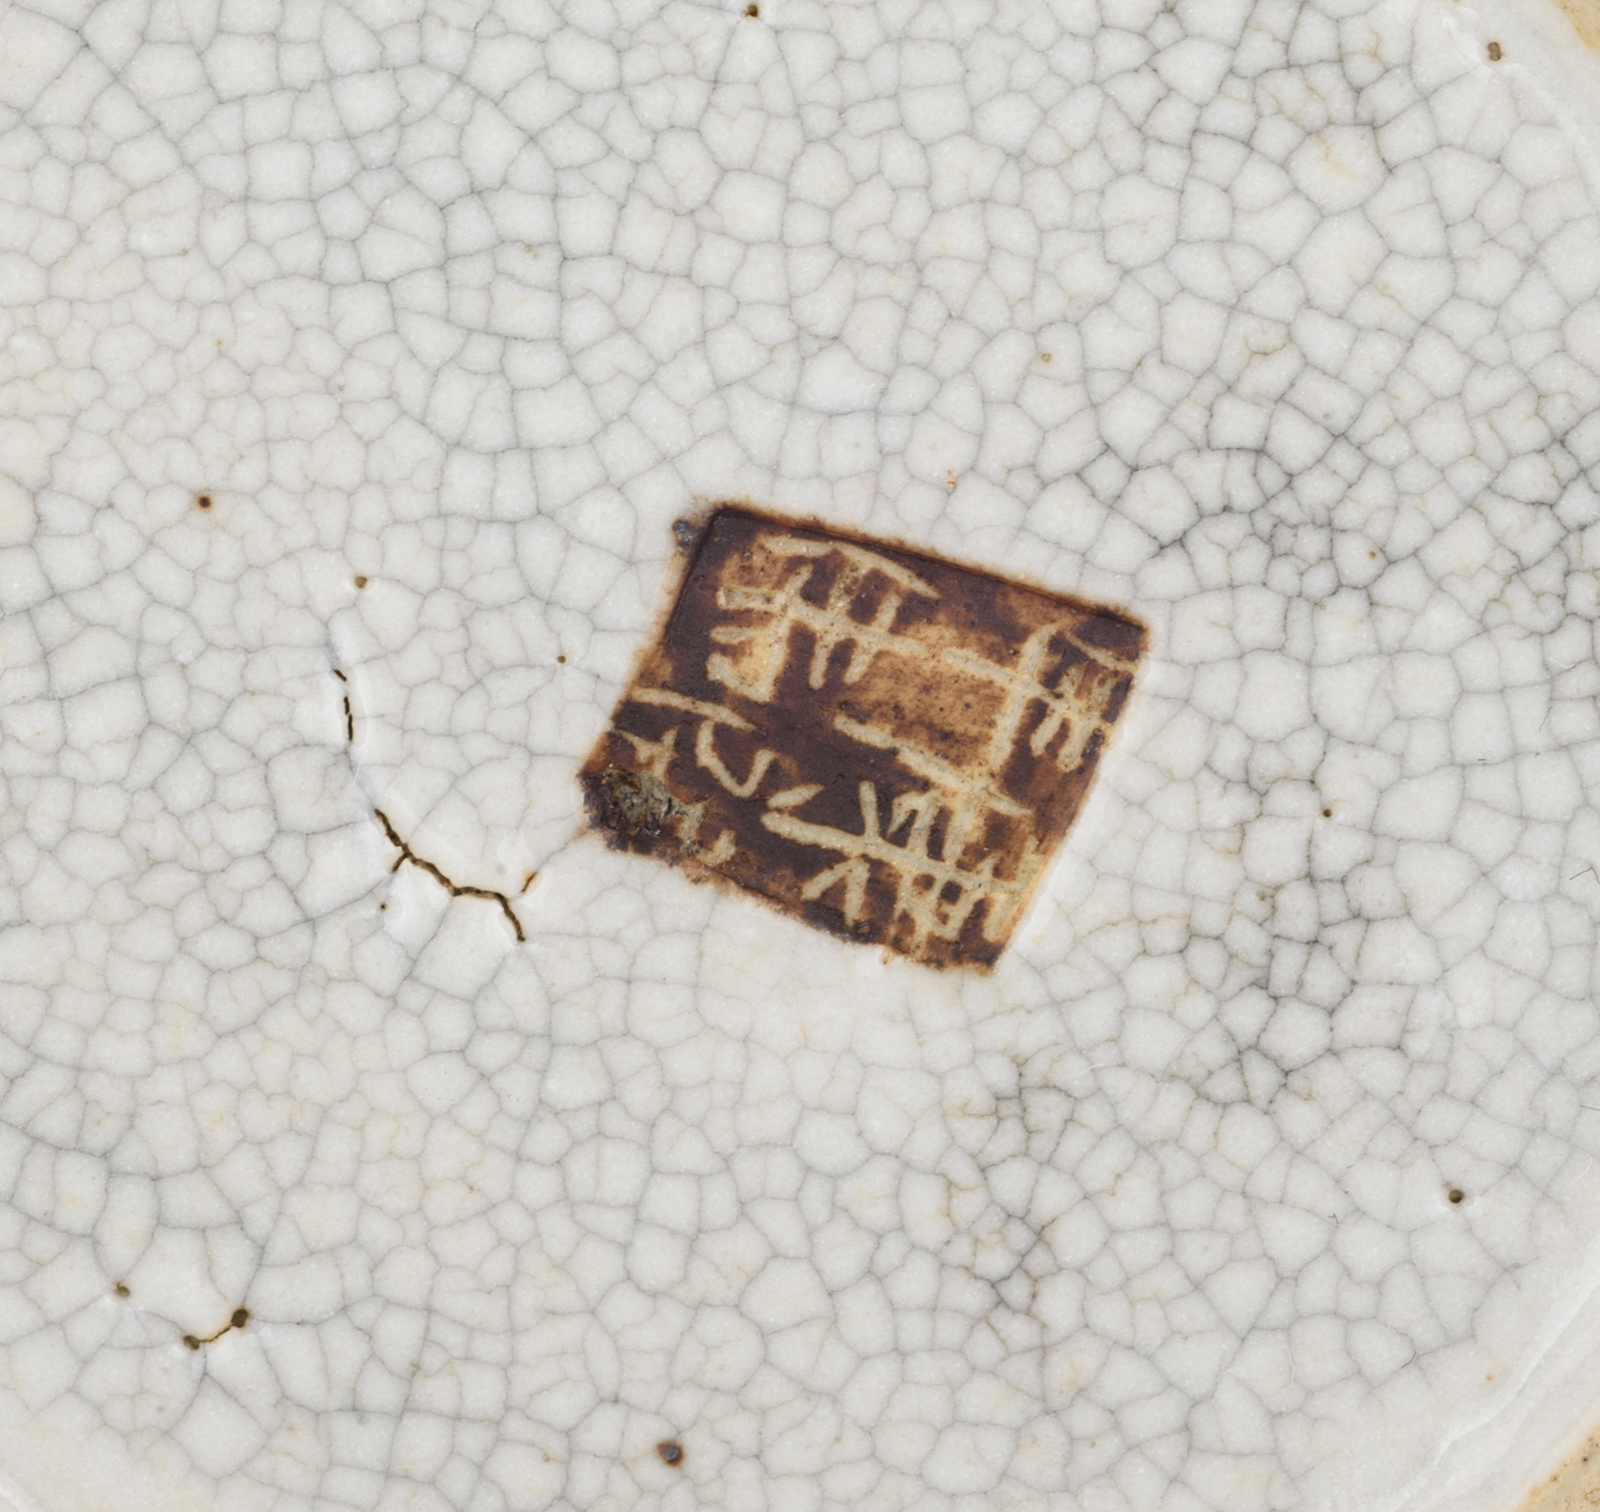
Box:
657;1441;685;1466
592;768;682;840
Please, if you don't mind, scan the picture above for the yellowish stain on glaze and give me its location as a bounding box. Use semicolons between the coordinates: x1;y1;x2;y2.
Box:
1517;1423;1600;1512
1550;0;1600;49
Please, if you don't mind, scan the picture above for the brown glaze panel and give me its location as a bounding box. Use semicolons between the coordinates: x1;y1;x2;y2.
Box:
580;506;1146;969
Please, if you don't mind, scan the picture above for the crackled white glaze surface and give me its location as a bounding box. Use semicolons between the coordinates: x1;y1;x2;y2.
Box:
4;0;1600;1509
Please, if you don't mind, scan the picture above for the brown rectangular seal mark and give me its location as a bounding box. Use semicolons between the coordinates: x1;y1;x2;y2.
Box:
580;505;1146;969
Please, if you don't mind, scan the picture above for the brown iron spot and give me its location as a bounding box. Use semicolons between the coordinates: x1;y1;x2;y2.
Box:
374;809;526;942
186;1306;252;1348
1448;1187;1464;1204
579;504;1146;970
196;494;212;510
354;574;368;589
744;2;759;14
333;670;354;740
113;1282;130;1298
658;1441;685;1466
1486;39;1502;58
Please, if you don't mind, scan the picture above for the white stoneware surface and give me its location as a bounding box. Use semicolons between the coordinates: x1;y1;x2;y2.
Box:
3;1;1600;1509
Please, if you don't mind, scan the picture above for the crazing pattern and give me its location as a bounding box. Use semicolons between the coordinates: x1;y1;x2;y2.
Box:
2;0;1600;1509
582;508;1144;966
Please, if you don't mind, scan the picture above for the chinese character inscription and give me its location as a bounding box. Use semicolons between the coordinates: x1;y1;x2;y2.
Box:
581;507;1146;969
